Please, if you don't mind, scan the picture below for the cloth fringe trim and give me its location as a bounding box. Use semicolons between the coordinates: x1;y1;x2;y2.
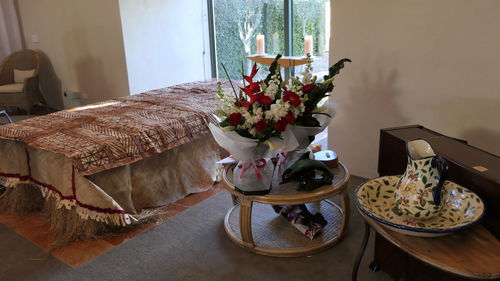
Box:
1;176;135;227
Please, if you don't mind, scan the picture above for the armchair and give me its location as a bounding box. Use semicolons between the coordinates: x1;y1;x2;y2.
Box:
0;49;45;114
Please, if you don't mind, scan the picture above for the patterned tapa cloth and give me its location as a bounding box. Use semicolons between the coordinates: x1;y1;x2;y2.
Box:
0;80;224;226
0;80;222;176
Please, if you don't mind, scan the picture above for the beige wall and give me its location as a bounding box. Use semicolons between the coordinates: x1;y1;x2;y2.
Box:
16;0;129;108
328;0;500;178
119;0;211;95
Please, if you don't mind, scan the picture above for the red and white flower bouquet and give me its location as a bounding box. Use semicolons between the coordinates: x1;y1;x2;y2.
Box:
209;55;300;194
209;54;350;194
279;54;351;170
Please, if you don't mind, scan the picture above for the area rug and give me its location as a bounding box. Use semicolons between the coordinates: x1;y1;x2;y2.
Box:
0;175;392;281
0;185;223;267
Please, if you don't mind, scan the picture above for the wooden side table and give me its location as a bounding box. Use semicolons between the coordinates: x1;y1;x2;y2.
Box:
221;162;350;257
352;211;500;281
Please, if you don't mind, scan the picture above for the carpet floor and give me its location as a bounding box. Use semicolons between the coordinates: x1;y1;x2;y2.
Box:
0;176;391;281
0;186;224;267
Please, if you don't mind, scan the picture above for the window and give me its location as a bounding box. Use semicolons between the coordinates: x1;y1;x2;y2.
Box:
208;0;330;80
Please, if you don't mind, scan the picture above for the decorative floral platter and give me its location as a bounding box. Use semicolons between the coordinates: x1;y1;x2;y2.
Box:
355;176;485;237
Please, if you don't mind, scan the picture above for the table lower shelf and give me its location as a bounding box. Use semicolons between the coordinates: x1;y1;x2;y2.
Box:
224;200;346;257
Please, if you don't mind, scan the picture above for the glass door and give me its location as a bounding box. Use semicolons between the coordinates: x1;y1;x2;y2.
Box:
212;0;284;80
210;0;330;80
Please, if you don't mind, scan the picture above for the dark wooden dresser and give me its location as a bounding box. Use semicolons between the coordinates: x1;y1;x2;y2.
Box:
375;125;500;281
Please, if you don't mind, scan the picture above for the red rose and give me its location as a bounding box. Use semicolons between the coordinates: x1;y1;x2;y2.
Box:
256;94;272;105
273;118;288;132
285;111;296;123
301;84;315;93
254;119;267;131
283;91;301;106
228;112;242;126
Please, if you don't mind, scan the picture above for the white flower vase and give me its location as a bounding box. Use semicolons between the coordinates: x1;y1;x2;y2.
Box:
208;123;298;195
234;158;274;195
281;125;323;167
279;101;335;172
272;126;315;187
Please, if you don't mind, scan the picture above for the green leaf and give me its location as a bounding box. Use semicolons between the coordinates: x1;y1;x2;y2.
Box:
294;114;320;127
419;199;426;207
216;109;228;117
464;202;471;214
264;54;282;84
219;119;229;127
323;58;352;91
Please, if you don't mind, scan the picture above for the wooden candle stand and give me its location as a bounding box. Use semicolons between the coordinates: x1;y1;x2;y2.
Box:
246;55;313;67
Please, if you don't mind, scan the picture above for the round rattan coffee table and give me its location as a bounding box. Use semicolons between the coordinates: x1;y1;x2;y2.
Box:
221;162;350;257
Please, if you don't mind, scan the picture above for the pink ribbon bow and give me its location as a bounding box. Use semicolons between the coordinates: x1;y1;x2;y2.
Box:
272;152;291;182
238;159;267;180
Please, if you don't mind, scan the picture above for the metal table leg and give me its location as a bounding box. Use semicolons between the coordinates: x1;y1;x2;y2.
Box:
352;221;371;281
400;252;409;281
0;110;13;124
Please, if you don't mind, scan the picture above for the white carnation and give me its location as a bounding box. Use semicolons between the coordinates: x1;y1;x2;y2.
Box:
264;75;280;100
302;71;313;84
265;100;290;121
301;56;314;84
264;83;278;99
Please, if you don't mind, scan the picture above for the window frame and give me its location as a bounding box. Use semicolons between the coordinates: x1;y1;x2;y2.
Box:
207;0;300;79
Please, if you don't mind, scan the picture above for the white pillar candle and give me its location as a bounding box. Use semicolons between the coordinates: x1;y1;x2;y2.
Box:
256;34;265;56
304;35;313;56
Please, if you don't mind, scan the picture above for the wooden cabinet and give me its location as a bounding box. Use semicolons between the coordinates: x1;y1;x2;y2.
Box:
375;125;500;281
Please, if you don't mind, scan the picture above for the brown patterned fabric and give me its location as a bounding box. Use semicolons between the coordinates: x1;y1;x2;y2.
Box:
0;80;223;175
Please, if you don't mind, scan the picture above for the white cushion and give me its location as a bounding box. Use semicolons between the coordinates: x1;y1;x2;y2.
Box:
14;69;35;83
0;83;24;93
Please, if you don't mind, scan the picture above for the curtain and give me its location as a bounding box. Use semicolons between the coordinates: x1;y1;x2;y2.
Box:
0;0;23;61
